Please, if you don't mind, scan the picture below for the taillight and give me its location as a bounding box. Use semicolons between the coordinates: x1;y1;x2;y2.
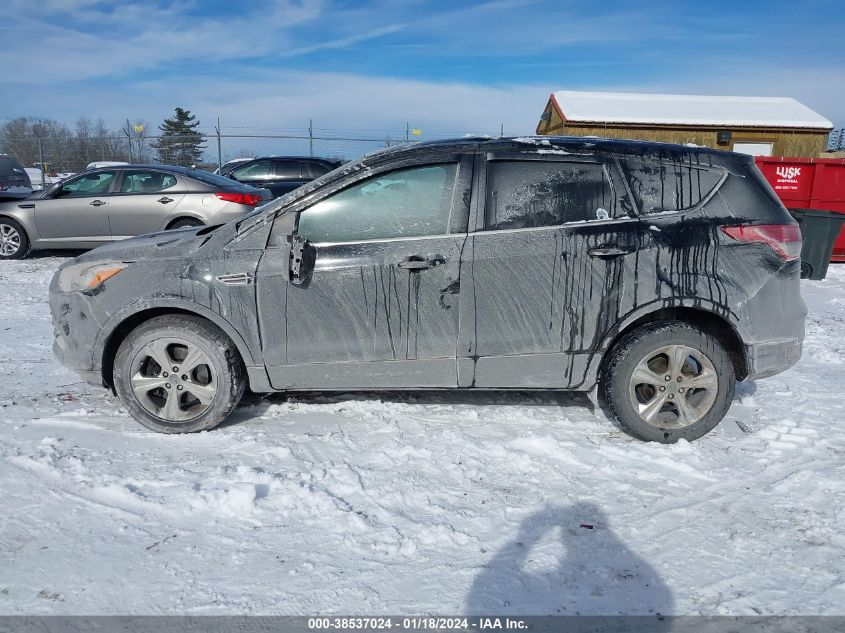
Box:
215;192;262;206
720;224;801;261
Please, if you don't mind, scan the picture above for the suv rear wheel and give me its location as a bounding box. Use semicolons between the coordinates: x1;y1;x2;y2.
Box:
113;315;246;433
600;322;735;443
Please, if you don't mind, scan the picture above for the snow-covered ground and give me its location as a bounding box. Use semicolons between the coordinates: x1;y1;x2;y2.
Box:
1;255;844;616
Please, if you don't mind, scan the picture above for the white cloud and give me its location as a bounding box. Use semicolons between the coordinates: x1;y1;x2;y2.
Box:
4;64;841;139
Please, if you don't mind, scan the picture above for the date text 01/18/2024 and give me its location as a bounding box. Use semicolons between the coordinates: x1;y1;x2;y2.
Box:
307;617;528;630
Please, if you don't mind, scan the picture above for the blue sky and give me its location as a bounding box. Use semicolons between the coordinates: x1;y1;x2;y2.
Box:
1;0;843;136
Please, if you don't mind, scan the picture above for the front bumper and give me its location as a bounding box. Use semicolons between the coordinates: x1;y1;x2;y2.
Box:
49;272;106;387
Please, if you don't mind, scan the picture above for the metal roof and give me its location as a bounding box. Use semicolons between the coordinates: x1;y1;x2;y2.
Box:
550;91;833;130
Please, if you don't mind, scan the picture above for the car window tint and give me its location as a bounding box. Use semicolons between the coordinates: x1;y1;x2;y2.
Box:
120;170;177;193
297;164;458;243
231;160;273;181
275;161;302;179
485;161;616;231
306;162;332;178
58;171;117;197
619;157;723;214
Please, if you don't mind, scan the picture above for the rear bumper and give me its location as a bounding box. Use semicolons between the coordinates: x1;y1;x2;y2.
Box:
745;337;803;380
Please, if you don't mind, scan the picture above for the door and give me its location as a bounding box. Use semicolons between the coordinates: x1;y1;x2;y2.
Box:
460;154;641;389
257;157;473;390
107;169;187;238
32;170;118;246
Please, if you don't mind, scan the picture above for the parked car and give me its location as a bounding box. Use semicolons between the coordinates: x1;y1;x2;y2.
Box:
49;137;805;442
0;164;271;258
225;156;341;199
0;154;32;191
214;157;254;176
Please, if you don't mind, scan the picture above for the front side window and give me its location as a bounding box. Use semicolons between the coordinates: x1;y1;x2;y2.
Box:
231;160;273;182
619;157;724;214
297;164;458;243
485;160;616;231
119;170;177;193
57;171;117;197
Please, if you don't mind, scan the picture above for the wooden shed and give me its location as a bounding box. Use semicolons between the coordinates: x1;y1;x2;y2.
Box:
536;91;833;157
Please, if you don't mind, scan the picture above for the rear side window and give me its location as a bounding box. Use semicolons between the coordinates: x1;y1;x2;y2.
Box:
120;170;177;193
619;157;723;214
485;160;617;231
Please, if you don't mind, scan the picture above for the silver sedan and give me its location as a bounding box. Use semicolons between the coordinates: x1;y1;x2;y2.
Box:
0;165;271;259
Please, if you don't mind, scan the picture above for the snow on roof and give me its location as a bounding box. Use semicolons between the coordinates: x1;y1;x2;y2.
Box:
550;91;833;130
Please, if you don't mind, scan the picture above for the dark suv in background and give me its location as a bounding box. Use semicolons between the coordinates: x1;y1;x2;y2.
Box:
226;156;341;199
0;154;32;191
50;137;805;443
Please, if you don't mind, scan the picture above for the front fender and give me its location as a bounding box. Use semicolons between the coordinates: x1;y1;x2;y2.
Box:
93;295;260;374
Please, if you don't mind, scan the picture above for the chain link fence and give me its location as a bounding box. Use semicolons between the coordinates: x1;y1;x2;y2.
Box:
0;124;516;176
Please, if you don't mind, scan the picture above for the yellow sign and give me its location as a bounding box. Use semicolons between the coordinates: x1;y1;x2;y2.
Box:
133;124;145;133
411;128;423;136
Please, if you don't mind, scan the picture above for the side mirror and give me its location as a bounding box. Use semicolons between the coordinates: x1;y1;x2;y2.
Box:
44;182;63;198
289;234;316;287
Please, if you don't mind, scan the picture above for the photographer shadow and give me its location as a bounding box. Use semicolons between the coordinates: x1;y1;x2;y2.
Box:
465;503;673;617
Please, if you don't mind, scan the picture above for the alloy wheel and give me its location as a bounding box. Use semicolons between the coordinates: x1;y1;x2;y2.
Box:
130;337;217;422
628;344;719;429
0;224;21;256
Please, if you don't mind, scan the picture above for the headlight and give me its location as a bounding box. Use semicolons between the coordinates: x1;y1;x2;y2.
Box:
58;261;129;293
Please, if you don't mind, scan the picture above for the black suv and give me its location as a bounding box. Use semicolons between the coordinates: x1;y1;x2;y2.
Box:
49;137;805;442
0;154;31;191
226;156;341;199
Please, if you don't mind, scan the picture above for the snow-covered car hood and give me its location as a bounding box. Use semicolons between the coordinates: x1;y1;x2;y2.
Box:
70;223;235;265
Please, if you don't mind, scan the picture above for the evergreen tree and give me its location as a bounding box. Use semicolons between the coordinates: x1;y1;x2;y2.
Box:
152;108;206;166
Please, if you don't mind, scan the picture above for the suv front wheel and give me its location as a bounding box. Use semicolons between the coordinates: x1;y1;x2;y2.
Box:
600;322;736;443
113;315;246;433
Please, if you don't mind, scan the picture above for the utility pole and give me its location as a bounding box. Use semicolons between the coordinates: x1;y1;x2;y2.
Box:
125;119;133;163
405;122;410;142
215;118;222;169
308;119;314;157
33;128;45;189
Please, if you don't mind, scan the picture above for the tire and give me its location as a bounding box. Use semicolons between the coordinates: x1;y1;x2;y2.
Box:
113;315;246;433
0;217;30;259
168;218;204;230
800;261;812;279
599;321;735;443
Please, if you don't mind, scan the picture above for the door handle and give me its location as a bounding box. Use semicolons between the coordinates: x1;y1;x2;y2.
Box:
89;199;106;207
158;197;173;204
397;256;445;271
588;247;631;258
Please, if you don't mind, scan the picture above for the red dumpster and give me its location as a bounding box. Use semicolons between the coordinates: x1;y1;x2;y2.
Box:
755;156;845;261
